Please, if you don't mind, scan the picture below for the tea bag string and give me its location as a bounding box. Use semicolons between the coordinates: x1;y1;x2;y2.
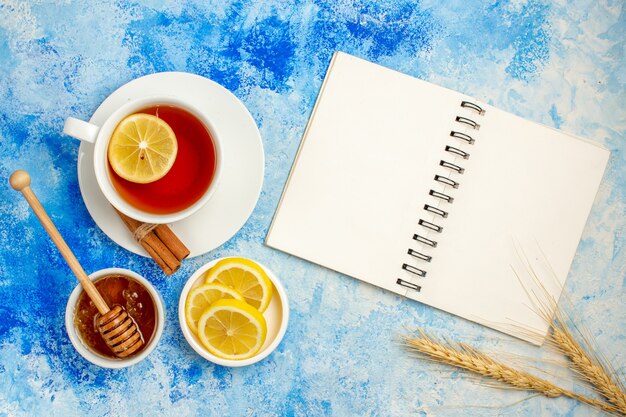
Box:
133;222;159;242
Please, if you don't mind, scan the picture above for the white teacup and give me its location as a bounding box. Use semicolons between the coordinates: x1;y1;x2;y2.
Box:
64;96;222;224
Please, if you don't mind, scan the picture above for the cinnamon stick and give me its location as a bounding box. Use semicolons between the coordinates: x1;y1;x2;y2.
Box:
153;225;190;261
113;208;189;275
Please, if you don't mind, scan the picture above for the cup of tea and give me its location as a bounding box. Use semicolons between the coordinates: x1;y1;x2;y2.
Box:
64;96;222;224
65;268;165;368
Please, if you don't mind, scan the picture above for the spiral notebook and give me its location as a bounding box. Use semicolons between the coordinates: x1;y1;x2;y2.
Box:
266;52;609;344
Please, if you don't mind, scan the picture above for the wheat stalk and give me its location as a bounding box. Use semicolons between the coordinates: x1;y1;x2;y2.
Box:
402;328;622;415
511;242;626;414
549;319;626;415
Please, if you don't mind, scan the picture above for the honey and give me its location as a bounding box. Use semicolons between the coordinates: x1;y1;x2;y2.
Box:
74;274;157;359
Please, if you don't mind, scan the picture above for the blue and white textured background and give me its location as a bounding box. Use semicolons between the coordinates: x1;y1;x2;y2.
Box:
0;1;624;416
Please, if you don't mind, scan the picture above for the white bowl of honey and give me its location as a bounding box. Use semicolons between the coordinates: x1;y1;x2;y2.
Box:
65;268;165;368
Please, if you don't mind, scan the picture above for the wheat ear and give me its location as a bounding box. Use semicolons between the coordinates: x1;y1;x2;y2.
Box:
549;319;626;415
511;242;626;414
402;328;621;415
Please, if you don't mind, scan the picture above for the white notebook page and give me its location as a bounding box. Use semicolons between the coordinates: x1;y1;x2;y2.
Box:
410;106;609;342
267;52;609;343
267;52;467;293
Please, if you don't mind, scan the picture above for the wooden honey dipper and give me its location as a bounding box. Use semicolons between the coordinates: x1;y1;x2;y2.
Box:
10;170;144;358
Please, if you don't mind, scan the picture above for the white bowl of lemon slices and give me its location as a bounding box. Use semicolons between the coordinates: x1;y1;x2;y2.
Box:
178;256;289;367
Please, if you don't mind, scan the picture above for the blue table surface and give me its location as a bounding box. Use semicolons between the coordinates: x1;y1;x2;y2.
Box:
0;1;624;416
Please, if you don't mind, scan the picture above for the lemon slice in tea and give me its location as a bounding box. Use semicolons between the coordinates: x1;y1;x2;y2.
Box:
108;113;178;184
197;299;267;360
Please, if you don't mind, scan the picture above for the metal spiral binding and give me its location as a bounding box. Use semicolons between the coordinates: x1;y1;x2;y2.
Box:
455;116;480;130
461;101;485;115
396;279;421;291
434;175;459;188
418;219;443;233
402;263;427;277
450;131;475;144
398;100;485;293
413;234;437;247
407;248;432;262
429;189;454;203
439;160;465;173
424;204;448;218
445;145;470;159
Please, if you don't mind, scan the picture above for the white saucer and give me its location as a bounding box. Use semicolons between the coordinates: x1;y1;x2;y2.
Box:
77;72;264;258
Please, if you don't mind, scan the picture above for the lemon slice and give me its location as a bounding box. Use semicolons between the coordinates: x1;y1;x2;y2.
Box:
197;299;267;360
203;258;274;313
108;113;178;183
185;283;244;334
